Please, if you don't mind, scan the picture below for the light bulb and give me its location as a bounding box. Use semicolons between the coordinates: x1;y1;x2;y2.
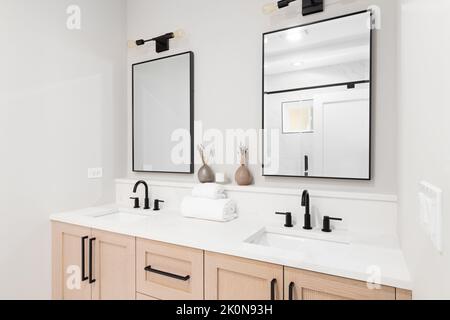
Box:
262;3;278;15
173;29;185;39
127;40;137;48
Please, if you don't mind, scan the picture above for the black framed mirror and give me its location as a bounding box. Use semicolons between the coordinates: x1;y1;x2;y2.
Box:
263;11;372;180
132;51;194;174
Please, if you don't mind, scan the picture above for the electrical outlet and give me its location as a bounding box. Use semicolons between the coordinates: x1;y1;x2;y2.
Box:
88;168;103;179
419;181;443;253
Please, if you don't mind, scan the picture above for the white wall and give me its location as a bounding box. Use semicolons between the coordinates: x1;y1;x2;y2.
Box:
126;0;399;195
0;0;127;299
398;0;450;299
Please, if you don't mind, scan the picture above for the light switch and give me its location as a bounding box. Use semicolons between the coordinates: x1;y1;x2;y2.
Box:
88;168;103;179
419;181;443;253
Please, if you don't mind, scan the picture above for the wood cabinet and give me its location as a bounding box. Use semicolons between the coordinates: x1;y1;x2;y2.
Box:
136;293;159;300
53;222;411;300
52;222;135;300
136;238;204;300
52;222;92;300
284;267;396;300
91;229;136;300
396;288;413;300
205;252;283;300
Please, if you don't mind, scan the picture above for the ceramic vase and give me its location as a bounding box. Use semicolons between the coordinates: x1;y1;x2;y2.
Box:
198;164;215;183
235;164;253;186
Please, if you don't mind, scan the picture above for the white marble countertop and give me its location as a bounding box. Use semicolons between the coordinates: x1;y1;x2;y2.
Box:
50;205;412;290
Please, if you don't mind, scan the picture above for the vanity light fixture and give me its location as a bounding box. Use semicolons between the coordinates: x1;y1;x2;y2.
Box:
263;0;323;16
128;29;185;53
263;0;296;14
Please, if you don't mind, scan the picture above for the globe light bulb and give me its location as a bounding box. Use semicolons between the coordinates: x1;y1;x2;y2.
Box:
127;40;137;48
173;29;185;39
262;3;278;15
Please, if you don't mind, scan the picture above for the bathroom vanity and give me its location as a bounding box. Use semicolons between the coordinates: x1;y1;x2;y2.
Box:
50;10;412;301
51;199;412;301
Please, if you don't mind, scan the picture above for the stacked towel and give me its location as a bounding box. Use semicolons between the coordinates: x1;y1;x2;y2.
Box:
192;183;226;199
181;197;237;222
181;183;237;222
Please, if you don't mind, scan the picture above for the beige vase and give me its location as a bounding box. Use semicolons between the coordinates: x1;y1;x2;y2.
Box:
235;164;253;186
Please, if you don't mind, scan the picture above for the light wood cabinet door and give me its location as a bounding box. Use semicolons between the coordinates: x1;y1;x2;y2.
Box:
52;222;92;300
136;238;204;300
91;229;136;300
205;252;283;300
284;268;396;300
396;289;412;300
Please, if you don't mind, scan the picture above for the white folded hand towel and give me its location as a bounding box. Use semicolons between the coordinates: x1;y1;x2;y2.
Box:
192;183;226;200
181;196;237;222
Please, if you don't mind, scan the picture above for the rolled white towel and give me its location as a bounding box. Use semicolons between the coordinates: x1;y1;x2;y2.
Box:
192;183;226;200
181;196;237;222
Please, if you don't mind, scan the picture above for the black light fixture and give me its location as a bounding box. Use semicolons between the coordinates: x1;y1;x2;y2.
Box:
128;29;185;53
302;0;323;16
263;0;323;16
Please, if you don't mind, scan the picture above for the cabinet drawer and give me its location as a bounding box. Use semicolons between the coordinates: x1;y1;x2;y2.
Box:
136;238;204;300
284;268;396;300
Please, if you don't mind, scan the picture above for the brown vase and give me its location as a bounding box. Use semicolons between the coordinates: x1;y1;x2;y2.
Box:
235;164;253;186
198;164;215;183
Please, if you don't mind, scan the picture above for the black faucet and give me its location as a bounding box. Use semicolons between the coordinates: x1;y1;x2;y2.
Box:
275;212;294;228
153;199;165;211
133;180;150;210
301;190;312;230
322;216;343;233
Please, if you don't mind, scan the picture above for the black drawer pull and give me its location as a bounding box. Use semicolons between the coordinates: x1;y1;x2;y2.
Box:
144;266;190;281
270;279;277;300
289;282;295;300
81;236;89;282
89;238;96;284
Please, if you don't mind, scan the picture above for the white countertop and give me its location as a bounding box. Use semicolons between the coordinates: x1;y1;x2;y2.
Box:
50;205;412;290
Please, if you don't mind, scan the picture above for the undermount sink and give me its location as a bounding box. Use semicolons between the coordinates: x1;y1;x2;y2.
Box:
87;209;149;223
244;227;350;251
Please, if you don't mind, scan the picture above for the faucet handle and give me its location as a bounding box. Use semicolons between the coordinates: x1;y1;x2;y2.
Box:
322;216;343;233
130;197;140;209
275;212;294;228
153;199;165;211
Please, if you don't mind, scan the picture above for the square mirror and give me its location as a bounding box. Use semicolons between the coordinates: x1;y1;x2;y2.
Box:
263;11;372;180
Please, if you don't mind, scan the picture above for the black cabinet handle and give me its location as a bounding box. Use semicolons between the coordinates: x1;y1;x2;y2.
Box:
81;236;88;282
270;279;277;300
144;265;190;281
89;238;96;284
289;282;295;300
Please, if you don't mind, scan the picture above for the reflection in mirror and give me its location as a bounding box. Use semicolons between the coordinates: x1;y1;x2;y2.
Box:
282;100;314;134
263;11;372;180
133;52;194;173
